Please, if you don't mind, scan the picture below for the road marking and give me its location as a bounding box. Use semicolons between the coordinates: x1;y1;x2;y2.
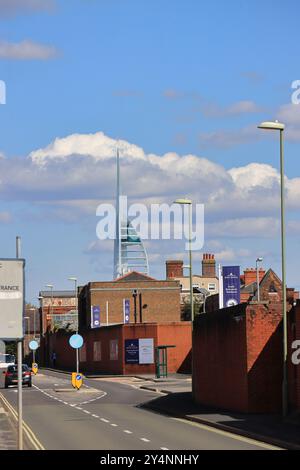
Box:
140;438;150;443
83;410;90;414
92;414;99;418
161;447;169;450
0;392;45;450
124;430;132;434
101;418;109;423
76;407;83;410
110;423;118;427
172;417;283;450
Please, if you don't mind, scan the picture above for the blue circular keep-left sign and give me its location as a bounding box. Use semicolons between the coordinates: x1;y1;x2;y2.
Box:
29;340;39;351
69;334;84;349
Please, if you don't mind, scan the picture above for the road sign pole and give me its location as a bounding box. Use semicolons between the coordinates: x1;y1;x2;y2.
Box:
16;235;23;451
17;339;23;450
76;348;79;375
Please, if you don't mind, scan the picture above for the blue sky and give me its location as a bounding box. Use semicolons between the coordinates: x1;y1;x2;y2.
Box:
0;0;300;302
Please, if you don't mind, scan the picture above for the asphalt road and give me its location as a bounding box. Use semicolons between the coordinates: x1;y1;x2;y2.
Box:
0;369;280;450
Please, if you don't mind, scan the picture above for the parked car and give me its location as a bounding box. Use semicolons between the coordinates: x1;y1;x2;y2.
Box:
0;353;16;369
3;364;32;388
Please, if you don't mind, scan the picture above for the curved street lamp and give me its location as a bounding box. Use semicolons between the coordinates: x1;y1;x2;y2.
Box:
258;120;288;416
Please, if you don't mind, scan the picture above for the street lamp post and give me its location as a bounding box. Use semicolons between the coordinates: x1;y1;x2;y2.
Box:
45;285;54;330
174;198;194;395
258;120;288;416
174;199;194;324
68;277;79;374
24;316;30;359
256;257;263;302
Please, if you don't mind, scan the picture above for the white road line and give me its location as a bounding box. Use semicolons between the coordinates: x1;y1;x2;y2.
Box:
83;410;90;414
101;418;109;423
140;438;150;442
92;414;99;418
76;407;83;410
160;447;169;450
110;424;118;427
124;430;132;434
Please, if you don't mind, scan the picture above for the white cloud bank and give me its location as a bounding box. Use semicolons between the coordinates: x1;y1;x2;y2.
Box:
0;130;299;245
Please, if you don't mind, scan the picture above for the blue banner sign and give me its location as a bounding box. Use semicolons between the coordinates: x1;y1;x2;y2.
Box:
222;266;241;308
125;339;139;364
91;305;100;329
123;299;130;324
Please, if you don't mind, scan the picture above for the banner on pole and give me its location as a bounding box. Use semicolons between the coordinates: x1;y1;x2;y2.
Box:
91;305;100;329
222;266;241;308
123;299;130;324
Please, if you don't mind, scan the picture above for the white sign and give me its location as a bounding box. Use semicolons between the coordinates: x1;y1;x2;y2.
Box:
139;338;154;365
0;259;25;340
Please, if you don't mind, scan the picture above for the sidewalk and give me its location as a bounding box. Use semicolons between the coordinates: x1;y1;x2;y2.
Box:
141;391;300;450
0;400;17;450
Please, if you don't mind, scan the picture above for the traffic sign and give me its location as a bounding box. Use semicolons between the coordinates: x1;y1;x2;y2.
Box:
29;340;39;351
31;363;38;375
69;334;83;349
71;372;83;390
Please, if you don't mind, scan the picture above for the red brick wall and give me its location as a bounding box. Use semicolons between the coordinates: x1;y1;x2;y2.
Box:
296;304;300;411
193;305;249;412
193;303;285;413
43;322;191;376
288;301;300;412
157;323;191;374
246;304;282;413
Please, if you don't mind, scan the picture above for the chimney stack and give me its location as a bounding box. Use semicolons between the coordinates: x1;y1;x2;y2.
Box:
166;260;183;279
202;254;216;278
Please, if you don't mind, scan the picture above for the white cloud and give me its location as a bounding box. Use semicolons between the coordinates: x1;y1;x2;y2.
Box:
0;40;58;60
0;130;299;247
207;217;280;239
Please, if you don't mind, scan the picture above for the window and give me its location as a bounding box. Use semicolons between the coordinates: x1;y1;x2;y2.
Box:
80;344;87;362
208;283;216;292
93;341;101;362
110;340;118;361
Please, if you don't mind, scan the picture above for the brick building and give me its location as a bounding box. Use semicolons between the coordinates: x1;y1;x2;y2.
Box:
78;271;181;329
24;306;40;361
206;267;299;311
39;290;77;335
43;322;192;375
166;254;219;318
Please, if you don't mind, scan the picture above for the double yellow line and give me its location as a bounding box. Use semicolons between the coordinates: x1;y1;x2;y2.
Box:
0;392;45;450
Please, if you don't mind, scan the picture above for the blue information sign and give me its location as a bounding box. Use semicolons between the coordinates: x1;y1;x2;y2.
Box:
91;305;100;329
125;339;139;364
123;299;130;324
222;266;241;308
